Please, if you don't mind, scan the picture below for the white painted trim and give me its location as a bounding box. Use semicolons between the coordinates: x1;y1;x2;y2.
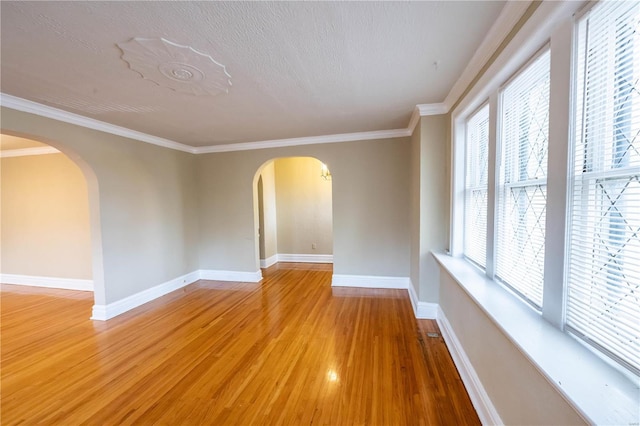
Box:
408;280;419;314
0;146;60;158
408;103;449;134
417;303;438;321
276;254;333;264
91;270;200;320
451;1;580;120
260;254;278;269
91;268;263;321
199;269;262;283
416;103;448;116
331;274;410;289
407;281;438;319
193;128;411;154
443;1;531;109
449;1;583;256
437;306;503;426
0;274;93;291
260;254;333;267
2;93;449;154
0;93;195;154
407;108;422;134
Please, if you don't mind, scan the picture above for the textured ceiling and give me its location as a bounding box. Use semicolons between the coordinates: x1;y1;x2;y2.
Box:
1;1;505;147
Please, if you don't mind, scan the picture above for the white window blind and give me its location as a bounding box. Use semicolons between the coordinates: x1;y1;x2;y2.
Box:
464;105;490;268
496;49;550;308
567;1;640;374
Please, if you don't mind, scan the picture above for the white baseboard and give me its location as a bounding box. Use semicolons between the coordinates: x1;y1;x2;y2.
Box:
408;282;438;319
0;273;93;291
437;306;502;426
331;276;437;319
199;269;262;282
91;270;200;321
260;254;278;268
276;254;333;264
260;254;333;267
331;274;410;289
91;268;263;321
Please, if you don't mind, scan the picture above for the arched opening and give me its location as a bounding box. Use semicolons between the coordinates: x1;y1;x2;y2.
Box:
253;157;333;272
0;132;105;309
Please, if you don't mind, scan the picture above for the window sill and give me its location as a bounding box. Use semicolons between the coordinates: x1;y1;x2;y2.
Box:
432;252;640;425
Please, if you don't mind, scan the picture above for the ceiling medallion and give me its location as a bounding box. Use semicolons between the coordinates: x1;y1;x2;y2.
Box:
117;37;232;96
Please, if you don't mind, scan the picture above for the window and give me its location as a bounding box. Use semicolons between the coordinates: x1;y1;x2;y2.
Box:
453;0;640;379
464;105;489;268
496;49;550;308
566;1;640;374
450;1;640;418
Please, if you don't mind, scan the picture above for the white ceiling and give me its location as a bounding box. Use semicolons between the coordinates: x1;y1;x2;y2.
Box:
1;1;506;148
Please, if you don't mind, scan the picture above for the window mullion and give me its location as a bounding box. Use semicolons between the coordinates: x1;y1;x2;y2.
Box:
486;93;499;278
541;18;574;328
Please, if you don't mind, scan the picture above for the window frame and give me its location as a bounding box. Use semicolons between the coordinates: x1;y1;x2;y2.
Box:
564;0;640;375
446;1;639;422
494;45;551;310
451;1;639;378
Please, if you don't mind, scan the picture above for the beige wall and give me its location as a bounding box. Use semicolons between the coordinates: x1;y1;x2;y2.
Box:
439;271;585;425
198;138;410;276
410;115;449;302
274;157;332;255
258;162;278;260
1;153;92;279
2;107;411;305
419;115;449;302
1;107;200;305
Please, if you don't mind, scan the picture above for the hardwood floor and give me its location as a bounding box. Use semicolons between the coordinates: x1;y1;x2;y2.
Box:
1;263;480;425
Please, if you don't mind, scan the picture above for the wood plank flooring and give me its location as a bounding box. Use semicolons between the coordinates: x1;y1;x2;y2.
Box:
1;263;480;425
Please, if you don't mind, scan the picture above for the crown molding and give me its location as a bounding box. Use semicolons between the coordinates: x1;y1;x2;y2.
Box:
417;103;448;116
0;93;195;154
407;108;422;134
443;1;531;109
0;4;527;155
193;128;412;154
2;93;448;153
0;146;60;158
407;103;449;134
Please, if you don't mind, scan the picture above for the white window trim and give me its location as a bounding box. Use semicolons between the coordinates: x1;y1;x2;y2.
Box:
495;44;551;310
449;1;640;424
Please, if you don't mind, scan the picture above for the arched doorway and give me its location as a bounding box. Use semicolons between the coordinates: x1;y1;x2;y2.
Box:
253;157;333;270
0;132;105;310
